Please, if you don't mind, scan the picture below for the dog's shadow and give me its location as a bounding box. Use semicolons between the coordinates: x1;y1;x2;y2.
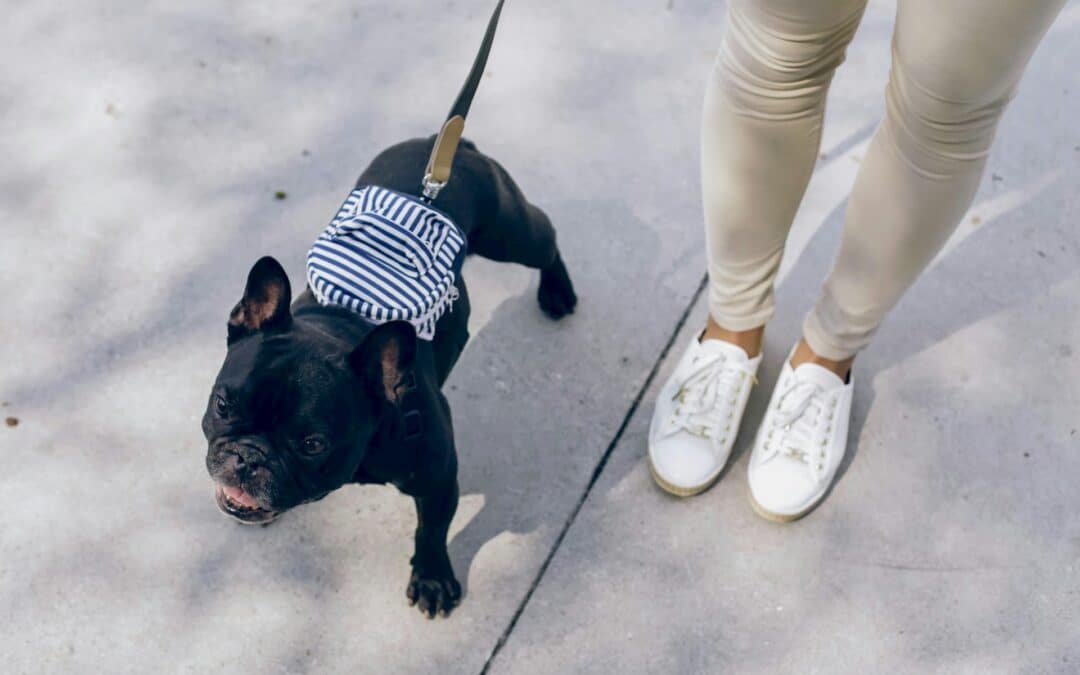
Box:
441;266;594;599
438;206;670;599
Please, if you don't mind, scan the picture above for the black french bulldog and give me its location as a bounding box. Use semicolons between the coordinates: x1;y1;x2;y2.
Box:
202;137;576;618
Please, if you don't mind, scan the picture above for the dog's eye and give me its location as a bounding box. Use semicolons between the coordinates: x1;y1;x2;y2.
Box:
214;394;229;418
302;437;325;455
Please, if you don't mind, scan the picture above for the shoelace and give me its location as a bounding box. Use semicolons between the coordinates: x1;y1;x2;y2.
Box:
763;379;836;477
667;352;756;444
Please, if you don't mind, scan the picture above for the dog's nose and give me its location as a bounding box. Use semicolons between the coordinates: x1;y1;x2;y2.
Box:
225;452;258;478
211;436;268;478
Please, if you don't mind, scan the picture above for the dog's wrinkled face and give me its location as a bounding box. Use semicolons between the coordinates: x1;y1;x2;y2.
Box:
202;256;416;524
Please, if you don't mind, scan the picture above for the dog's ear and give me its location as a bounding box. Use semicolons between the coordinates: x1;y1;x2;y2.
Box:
348;321;418;404
228;256;292;342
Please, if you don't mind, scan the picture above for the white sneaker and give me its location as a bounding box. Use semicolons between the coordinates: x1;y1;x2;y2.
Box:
747;355;853;522
648;336;761;496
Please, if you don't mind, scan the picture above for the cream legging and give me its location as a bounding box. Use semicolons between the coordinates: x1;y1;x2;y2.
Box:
703;0;1065;360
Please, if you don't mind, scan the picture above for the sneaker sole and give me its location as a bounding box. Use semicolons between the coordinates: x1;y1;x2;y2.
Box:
647;456;725;498
747;488;822;523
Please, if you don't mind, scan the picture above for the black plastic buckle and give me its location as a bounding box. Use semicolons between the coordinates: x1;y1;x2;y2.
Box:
402;410;423;441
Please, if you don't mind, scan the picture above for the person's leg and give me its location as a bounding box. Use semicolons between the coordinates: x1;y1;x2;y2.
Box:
751;0;1066;522
703;0;868;355
648;0;867;497
802;0;1066;363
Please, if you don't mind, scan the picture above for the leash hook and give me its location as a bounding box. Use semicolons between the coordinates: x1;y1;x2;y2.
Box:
420;0;506;202
421;173;447;202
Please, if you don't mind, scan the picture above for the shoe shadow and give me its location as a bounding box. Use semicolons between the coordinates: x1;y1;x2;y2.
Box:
725;163;1072;507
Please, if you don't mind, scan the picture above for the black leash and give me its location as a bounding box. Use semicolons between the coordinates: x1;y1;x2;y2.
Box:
421;0;506;202
447;0;506;121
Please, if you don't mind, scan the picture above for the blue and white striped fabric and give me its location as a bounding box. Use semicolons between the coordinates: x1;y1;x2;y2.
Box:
307;185;467;340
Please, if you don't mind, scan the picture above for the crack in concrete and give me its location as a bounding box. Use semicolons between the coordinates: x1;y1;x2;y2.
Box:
843;560;1032;574
479;274;708;674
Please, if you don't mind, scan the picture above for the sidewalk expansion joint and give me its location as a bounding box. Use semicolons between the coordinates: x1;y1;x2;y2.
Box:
478;274;708;674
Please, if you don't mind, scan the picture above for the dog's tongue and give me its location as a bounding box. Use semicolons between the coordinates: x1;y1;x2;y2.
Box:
222;485;259;508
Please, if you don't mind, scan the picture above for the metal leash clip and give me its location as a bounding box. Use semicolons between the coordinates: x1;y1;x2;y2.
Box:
421;173;447;202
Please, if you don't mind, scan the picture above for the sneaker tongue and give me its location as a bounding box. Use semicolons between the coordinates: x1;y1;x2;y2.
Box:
792;361;844;389
698;338;750;362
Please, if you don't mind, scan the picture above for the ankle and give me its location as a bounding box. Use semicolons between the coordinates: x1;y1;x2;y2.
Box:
701;316;764;358
789;338;853;381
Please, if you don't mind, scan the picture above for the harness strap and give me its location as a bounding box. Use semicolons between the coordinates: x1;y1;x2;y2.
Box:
422;0;506;201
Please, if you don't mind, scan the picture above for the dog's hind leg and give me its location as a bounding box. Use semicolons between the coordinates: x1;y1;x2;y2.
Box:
528;206;577;320
467;163;578;319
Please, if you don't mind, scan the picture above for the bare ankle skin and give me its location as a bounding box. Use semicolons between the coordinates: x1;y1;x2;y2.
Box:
701;316;764;358
789;338;853;381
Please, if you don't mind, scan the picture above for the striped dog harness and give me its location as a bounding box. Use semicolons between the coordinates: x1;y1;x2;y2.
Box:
306;186;467;340
306;0;506;341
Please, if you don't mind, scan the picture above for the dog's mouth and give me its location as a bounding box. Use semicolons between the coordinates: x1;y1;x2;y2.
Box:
214;484;280;525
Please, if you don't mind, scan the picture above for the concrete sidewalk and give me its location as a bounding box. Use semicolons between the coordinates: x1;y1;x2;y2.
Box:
2;1;1078;673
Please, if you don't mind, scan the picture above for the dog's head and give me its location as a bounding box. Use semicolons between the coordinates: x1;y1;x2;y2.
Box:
202;256;417;524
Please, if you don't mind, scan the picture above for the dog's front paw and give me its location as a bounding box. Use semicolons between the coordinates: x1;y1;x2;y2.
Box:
538;253;577;320
406;561;462;619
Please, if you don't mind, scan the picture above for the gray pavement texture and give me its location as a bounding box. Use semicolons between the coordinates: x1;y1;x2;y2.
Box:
1;1;1078;673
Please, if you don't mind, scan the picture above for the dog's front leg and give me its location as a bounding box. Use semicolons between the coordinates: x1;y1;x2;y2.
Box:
407;479;461;618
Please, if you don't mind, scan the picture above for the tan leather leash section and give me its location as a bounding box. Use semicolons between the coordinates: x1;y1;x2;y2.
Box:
421;0;506;202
